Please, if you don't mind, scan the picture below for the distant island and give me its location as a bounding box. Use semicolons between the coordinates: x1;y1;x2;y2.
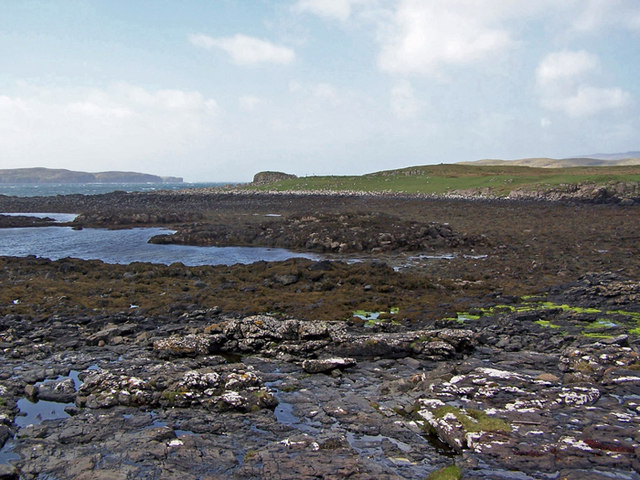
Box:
0;167;183;184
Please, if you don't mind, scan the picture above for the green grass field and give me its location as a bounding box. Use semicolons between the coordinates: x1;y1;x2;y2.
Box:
247;164;640;196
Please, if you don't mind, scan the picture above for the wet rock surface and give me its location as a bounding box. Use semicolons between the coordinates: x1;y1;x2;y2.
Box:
148;212;481;254
0;273;638;479
0;192;639;478
0;215;56;228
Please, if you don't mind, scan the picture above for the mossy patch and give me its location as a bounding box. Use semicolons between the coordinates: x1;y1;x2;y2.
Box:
434;406;511;433
464;300;604;319
452;298;640;339
581;332;614;339
607;310;640;321
585;319;618;329
427;465;462;480
243;449;258;461
535;319;560;329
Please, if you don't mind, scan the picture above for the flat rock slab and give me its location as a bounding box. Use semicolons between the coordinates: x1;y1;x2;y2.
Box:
302;357;357;373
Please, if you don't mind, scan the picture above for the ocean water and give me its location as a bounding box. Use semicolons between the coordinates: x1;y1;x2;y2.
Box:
0;184;315;266
0;182;231;197
0;225;318;266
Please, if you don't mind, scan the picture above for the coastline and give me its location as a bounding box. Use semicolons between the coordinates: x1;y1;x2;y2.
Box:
0;190;638;479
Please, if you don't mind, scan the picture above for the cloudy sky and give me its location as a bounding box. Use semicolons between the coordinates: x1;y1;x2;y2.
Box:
1;0;639;181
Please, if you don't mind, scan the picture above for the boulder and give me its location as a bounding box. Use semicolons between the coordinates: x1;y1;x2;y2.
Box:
302;357;357;374
37;378;76;403
153;334;225;358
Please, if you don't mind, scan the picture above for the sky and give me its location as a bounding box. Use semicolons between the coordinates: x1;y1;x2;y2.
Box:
1;0;639;182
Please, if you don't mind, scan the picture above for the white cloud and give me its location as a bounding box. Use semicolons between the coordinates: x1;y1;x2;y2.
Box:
292;0;383;22
238;95;264;111
545;86;631;118
536;50;631;117
378;0;516;76
188;33;294;66
390;80;420;119
293;0;354;22
535;50;599;86
573;0;640;32
289;81;341;105
0;84;218;173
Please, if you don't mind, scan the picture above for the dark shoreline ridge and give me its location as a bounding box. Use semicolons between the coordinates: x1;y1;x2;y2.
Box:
0;190;639;479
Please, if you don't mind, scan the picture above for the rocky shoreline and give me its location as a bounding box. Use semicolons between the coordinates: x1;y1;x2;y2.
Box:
0;191;639;479
1;269;638;479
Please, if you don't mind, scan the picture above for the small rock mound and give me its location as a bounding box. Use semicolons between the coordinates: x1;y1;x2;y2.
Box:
251;171;297;185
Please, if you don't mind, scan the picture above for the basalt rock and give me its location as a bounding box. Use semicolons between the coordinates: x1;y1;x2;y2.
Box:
1;191;640;479
330;328;475;360
75;364;278;413
0;214;56;228
251;171;297;185
35;378;76;403
148;212;483;253
153;333;226;358
302;357;357;374
507;180;640;204
160;316;475;361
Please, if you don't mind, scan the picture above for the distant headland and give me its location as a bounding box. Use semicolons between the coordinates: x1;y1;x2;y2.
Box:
0;167;182;184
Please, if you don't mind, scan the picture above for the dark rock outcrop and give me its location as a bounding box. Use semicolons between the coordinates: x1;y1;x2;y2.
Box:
149;212;483;253
251;171;297;185
0;214;55;228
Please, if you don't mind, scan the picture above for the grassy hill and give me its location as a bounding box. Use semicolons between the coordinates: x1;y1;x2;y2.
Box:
247;164;640;198
460;157;640;168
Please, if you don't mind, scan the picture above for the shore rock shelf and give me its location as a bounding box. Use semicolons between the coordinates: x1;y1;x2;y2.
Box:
148;212;485;254
75;365;278;413
152;315;476;362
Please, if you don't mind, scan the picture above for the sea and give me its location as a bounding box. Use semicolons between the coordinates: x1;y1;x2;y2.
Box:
0;183;319;266
0;182;229;197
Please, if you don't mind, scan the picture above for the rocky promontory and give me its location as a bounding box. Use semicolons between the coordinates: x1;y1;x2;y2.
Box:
251;171;297;185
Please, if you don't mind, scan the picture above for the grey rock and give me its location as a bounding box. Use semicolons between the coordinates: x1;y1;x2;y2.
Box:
302;357;357;374
37;377;76;403
0;465;18;480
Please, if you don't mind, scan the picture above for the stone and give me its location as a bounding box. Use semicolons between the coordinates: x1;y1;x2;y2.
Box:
24;384;37;399
37;377;76;403
153;334;224;358
535;373;560;383
302;357;357;374
0;465;18;480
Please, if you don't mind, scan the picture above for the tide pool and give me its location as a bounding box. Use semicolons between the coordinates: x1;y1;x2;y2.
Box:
0;225;318;266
